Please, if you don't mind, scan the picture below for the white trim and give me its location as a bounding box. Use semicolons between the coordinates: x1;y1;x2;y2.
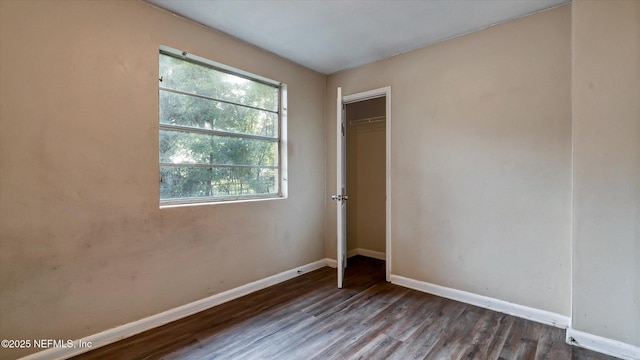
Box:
160;195;286;209
325;258;338;268
569;10;576;331
358;248;386;260
390;274;570;329
341;86;392;282
336;86;345;288
347;248;386;261
384;90;391;283
566;328;640;360
279;84;289;199
343;87;385;103
20;259;330;360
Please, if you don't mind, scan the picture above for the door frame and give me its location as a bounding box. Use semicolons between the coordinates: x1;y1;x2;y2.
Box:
340;86;391;282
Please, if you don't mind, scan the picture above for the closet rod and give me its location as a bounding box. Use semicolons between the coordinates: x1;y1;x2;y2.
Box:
349;115;385;125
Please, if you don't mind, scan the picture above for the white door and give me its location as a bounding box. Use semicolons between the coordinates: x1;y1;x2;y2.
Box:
333;87;348;288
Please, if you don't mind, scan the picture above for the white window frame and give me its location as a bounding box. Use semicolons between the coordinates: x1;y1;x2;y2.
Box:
158;45;288;208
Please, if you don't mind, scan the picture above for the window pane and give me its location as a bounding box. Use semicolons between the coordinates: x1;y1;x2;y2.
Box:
160;91;278;137
159;49;285;204
160;130;278;166
159;53;278;112
160;166;277;199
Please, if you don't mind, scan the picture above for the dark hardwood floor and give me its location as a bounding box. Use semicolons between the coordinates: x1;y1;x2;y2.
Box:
73;257;619;360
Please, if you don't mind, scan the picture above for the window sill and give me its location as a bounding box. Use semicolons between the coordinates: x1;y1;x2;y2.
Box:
159;195;286;209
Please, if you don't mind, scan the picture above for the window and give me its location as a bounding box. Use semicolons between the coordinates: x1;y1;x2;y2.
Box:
158;47;287;205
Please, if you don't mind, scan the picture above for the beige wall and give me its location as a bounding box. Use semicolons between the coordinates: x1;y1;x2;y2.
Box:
0;1;325;358
572;0;640;347
326;5;572;315
346;99;386;253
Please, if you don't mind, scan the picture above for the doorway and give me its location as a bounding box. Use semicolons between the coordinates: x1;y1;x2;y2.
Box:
335;87;391;287
345;98;386;262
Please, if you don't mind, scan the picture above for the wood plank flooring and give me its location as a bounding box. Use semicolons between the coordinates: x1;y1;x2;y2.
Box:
73;257;619;360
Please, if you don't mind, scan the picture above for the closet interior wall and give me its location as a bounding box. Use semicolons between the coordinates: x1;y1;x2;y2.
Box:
345;97;386;257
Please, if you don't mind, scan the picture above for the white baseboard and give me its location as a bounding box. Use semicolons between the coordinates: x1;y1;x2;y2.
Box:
21;259;636;360
566;328;640;360
347;248;386;260
390;274;570;329
20;259;330;360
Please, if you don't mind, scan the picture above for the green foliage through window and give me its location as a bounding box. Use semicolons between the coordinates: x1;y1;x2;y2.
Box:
159;50;283;203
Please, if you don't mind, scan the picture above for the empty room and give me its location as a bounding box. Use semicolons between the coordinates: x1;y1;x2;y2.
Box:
0;0;638;359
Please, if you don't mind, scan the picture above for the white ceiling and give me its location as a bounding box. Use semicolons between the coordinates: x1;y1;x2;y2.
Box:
146;0;569;74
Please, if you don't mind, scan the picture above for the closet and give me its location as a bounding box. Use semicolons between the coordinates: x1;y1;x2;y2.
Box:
345;97;386;260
